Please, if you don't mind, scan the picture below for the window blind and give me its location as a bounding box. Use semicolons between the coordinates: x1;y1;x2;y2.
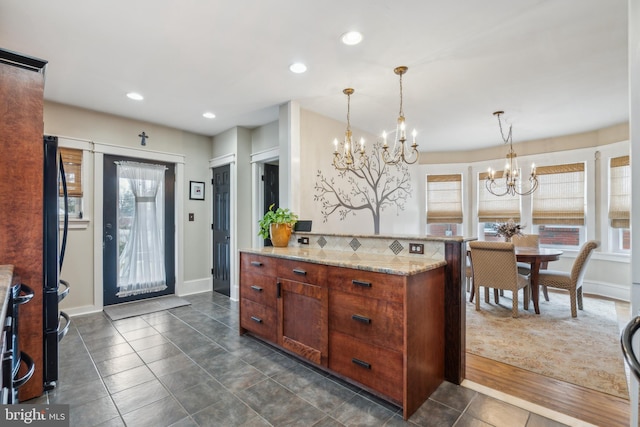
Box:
426;174;463;224
532;162;585;225
477;170;520;223
609;155;630;229
59;147;83;197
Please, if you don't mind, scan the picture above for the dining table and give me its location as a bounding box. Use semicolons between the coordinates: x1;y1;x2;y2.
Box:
515;247;563;314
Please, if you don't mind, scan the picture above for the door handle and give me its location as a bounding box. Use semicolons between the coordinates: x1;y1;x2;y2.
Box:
105;235;113;241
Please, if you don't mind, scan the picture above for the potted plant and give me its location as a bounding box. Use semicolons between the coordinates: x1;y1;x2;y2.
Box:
258;204;298;247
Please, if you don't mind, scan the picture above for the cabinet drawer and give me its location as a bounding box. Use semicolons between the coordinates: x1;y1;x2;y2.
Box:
241;253;277;277
240;299;276;342
240;272;277;308
329;290;403;351
327;267;404;303
329;331;402;403
277;259;326;284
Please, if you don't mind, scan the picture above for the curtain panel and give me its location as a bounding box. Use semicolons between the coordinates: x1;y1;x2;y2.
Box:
426;174;463;224
609;155;630;229
116;161;167;297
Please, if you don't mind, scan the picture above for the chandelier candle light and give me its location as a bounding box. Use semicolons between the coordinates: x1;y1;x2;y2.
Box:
333;88;366;171
486;110;538;196
382;66;419;165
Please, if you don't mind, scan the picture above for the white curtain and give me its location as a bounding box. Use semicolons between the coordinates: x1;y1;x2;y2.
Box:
116;161;167;297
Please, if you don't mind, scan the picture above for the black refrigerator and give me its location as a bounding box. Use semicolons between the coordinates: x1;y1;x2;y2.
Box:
43;135;71;390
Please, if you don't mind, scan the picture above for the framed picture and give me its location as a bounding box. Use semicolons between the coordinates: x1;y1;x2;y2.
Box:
189;181;205;200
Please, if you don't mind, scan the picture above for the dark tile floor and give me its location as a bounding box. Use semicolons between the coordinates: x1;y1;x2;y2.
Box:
25;292;570;426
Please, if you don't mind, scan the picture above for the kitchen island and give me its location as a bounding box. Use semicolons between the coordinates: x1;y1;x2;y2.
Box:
239;242;452;420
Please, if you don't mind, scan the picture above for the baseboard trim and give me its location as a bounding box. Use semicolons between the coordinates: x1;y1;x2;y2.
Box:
64;305;103;317
177;277;211;296
583;280;629;301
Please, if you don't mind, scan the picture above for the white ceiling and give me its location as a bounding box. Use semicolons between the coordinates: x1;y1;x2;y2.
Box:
0;0;628;151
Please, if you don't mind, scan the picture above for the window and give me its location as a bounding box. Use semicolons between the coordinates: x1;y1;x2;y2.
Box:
477;170;520;240
59;147;83;218
426;174;462;236
609;155;630;252
532;162;585;247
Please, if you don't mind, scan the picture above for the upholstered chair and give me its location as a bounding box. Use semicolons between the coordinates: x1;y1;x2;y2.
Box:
469;241;530;318
537;240;599;317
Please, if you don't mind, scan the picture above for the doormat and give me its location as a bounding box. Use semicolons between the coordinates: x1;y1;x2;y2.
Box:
104;295;191;321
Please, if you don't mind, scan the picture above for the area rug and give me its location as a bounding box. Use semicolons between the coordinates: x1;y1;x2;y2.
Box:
104;295;191;321
466;293;629;399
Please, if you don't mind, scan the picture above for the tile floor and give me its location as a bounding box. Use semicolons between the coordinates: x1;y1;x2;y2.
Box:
25;292;572;427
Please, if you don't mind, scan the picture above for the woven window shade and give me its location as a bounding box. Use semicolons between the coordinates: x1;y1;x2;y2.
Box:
609;155;630;229
532;162;584;225
477;170;520;223
426;174;463;224
59;147;83;197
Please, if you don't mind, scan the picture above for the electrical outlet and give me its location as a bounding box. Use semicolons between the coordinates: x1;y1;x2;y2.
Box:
409;243;424;254
298;237;310;245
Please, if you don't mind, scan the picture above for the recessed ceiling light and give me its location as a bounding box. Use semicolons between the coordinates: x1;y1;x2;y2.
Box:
203;112;216;119
289;62;307;74
341;31;363;46
126;92;144;101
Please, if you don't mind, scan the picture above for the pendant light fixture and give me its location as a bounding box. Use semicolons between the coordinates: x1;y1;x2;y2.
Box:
333;88;366;171
486;111;538;196
382;66;419;165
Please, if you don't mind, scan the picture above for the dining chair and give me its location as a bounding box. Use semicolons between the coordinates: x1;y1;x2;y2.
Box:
537;240;599;317
511;234;550;302
469;241;530;318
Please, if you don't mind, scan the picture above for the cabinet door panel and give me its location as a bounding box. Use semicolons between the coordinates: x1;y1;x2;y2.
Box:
329;290;404;351
329;331;403;403
327;267;404;303
241;253;277;277
277;259;326;284
278;278;328;366
240;299;277;342
240;272;277;308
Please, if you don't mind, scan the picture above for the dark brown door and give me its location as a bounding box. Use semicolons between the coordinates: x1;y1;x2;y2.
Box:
212;165;231;296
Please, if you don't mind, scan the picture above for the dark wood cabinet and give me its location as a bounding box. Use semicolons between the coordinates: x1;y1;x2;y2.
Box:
0;49;47;401
239;251;445;420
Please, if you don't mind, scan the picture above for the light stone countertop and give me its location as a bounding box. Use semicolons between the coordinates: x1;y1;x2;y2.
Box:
240;247;446;276
0;265;14;332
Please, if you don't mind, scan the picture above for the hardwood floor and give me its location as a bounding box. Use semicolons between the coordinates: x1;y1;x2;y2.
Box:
466;352;630;427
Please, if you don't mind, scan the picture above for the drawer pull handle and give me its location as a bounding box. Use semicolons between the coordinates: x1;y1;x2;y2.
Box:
277;282;281;298
352;280;372;288
250;285;263;292
250;261;263;267
351;314;371;324
292;269;307;276
250;316;263;324
352;358;371;370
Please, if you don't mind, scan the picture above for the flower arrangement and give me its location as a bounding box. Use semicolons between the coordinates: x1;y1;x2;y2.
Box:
493;219;524;239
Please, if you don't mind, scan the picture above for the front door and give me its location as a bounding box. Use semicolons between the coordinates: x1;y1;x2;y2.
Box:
103;155;175;306
212;164;230;296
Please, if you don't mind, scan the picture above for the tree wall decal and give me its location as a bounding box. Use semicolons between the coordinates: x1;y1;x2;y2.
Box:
314;141;413;234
